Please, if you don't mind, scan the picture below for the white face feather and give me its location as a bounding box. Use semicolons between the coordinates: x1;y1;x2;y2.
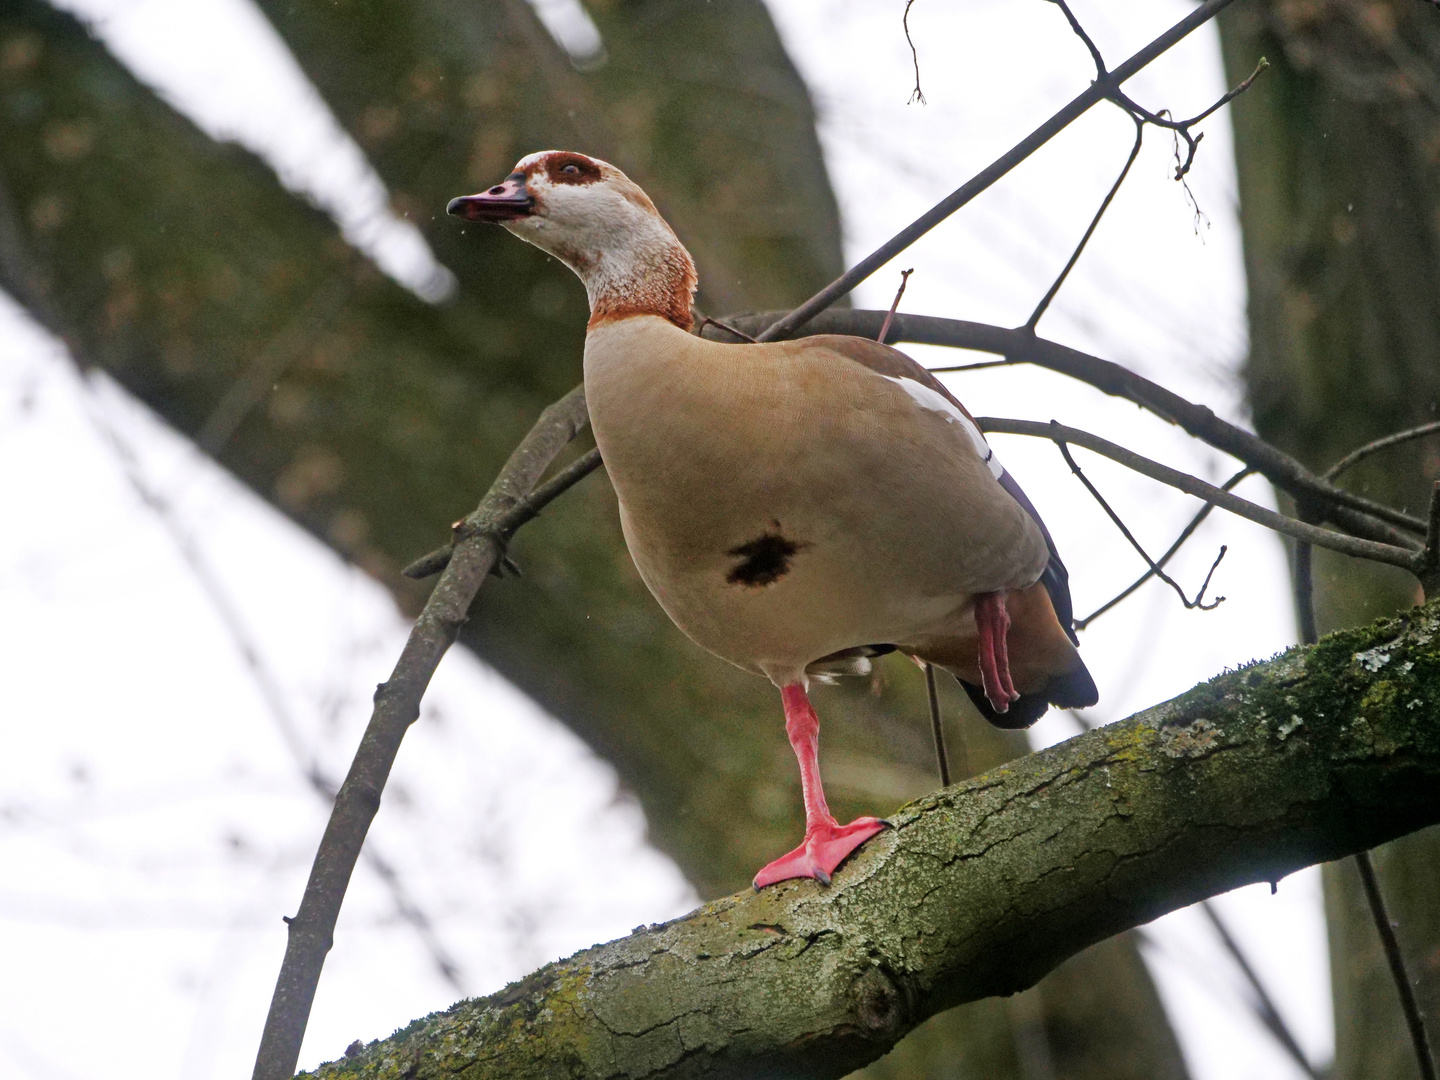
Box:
500;152;695;321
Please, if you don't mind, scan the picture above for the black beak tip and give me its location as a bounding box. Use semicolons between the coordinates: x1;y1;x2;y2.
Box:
445;196;467;218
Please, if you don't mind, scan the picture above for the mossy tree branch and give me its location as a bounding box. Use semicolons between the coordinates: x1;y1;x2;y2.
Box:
310;600;1440;1080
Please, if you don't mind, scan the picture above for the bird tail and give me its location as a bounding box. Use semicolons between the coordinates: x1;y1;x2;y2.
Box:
957;660;1098;729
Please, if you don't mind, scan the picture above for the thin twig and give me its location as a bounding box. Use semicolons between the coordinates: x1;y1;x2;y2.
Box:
1111;56;1269;180
1294;497;1322;648
903;0;925;105
727;309;1428;547
403;447;604;579
977;416;1425;574
1075;467;1252;630
1026;115;1143;332
252;385;593;1080
695;315;757;344
1294;537;1319;646
1200;902;1324;1080
1324;419;1440;481
1053;436;1227;614
1423;481;1440;597
926;358;1013;374
755;0;1246;344
925;663;950;788
1048;0;1107;78
1353;851;1439;1080
877;268;914;345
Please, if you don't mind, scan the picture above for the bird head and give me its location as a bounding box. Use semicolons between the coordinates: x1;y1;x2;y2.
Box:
448;150;697;330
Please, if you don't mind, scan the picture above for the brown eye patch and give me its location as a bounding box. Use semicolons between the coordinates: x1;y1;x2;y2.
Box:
544;153;602;185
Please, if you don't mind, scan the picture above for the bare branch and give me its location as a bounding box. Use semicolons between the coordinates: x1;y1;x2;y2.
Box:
755;0;1245;344
1294;532;1320;647
1324;419;1440;482
1048;0;1107;78
877;268;914;345
694;315;757;344
1353;851;1440;1080
924;663;949;788
1200;902;1324;1080
1026;115;1143;331
311;600;1440;1080
402;446;604;580
1423;482;1440;596
903;0;925;105
1111;56;1270;181
252;386;593;1080
977;416;1425;575
1075;468;1252;631
1053;436;1227;613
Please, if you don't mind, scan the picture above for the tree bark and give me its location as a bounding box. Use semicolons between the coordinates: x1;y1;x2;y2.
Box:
1220;5;1440;1075
851;705;1189;1080
305;599;1440;1080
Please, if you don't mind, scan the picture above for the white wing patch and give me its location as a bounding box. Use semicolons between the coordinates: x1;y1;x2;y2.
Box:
882;374;1004;479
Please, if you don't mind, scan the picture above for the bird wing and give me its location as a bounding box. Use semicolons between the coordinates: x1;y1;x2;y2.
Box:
806;334;1079;641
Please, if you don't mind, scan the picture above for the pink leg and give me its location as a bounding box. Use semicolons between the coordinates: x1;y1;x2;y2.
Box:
753;684;888;890
974;591;1019;714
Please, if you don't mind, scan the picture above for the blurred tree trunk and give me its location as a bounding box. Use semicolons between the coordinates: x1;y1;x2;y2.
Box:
1220;3;1440;1076
0;1;1183;1072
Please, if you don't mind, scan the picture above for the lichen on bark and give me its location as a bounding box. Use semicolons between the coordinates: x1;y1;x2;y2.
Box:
306;600;1440;1080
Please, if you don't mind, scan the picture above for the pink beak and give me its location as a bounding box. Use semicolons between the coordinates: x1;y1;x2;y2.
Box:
447;174;534;223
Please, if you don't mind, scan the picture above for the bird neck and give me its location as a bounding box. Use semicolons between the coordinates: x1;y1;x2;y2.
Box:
583;231;697;333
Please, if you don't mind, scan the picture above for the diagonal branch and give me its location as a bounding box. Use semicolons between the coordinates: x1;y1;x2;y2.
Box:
401;446;604;580
755;0;1245;343
1025;115;1144;332
1200;902;1324;1080
1048;0;1107;78
252;386;593;1080
1352;851;1440;1080
309;600;1440;1080
978;416;1424;575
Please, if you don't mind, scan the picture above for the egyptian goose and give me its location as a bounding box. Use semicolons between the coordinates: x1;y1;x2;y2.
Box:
449;151;1097;889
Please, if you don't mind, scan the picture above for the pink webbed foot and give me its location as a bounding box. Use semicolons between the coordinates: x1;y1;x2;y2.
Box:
753;816;889;890
974;591;1019;714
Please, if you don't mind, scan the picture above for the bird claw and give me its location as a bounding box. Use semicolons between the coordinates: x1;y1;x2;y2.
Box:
753;817;889;890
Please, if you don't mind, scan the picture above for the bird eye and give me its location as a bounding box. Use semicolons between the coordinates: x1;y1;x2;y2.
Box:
562;164;579;175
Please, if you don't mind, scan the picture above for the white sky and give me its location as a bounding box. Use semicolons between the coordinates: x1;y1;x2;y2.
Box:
0;1;1334;1078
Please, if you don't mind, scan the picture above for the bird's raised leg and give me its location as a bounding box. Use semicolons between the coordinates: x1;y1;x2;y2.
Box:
753;684;888;890
975;591;1019;714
